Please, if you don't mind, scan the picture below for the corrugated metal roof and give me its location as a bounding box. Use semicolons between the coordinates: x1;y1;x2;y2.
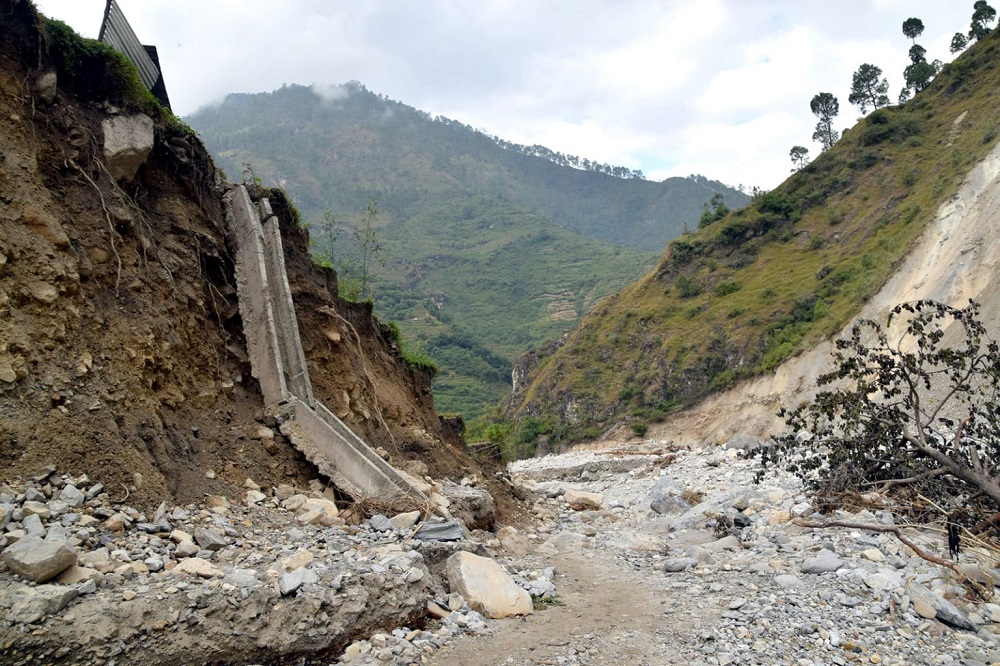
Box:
98;0;160;92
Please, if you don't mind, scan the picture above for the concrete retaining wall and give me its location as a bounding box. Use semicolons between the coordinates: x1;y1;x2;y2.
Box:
226;185;424;500
259;198;314;405
226;187;287;406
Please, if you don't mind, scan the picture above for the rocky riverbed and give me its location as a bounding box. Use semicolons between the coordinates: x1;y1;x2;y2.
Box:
1;438;999;665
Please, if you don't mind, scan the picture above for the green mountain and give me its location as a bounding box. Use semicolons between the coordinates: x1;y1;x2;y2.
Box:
505;29;1000;448
186;84;747;422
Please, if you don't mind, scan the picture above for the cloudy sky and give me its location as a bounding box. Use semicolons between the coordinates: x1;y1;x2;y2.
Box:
35;1;977;190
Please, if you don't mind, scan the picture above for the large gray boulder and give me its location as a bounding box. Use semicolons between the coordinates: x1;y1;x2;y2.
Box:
647;475;691;515
439;481;496;530
445;551;532;619
1;535;77;582
102;113;154;182
667;487;753;531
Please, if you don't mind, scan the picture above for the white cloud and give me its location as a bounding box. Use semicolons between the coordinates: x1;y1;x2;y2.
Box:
33;0;977;189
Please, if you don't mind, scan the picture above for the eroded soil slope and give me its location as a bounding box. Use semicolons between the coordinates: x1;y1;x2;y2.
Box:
0;4;503;513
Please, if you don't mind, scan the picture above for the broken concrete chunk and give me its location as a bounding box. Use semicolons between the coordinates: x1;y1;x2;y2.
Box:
413;519;463;541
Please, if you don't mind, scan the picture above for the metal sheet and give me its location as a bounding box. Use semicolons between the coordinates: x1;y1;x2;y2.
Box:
98;0;160;92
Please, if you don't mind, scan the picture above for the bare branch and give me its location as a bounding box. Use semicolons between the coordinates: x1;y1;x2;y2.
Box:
793;518;992;599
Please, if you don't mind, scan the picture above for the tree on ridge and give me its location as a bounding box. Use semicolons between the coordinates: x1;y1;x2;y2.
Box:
810;92;839;152
902;17;925;43
848;64;890;114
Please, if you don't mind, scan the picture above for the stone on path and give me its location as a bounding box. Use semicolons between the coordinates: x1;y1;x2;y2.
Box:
905;582;976;631
1;535;76;582
668;487;752;532
800;549;845;574
174;557;223;578
863;569;904;591
174;539;200;558
775;574;804;588
662;557;698;572
563;489;603;511
647;476;691;515
193;527;227;551
445;551;532;619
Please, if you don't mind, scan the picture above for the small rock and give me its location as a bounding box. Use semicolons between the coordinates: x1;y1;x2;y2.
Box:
663;557;698;573
281;550;314;572
801;549;845;574
278;567;318;595
775;574;804;588
192;527;227;551
906;582;976;631
173;557;223;579
426;601;449;619
389;510;422;531
369;514;394;532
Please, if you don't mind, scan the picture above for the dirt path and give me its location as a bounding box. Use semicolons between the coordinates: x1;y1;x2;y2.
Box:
429;552;720;666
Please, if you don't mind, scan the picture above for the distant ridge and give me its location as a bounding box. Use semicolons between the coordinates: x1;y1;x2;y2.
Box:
187;83;747;421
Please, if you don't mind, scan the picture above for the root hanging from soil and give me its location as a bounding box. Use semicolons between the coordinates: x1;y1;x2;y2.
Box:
72;160;122;295
324;307;396;447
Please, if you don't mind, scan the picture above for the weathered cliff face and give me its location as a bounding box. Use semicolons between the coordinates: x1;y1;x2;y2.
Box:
0;3;498;512
647;135;1000;447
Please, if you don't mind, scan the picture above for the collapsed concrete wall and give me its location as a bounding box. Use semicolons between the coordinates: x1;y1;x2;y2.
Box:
226;185;424;500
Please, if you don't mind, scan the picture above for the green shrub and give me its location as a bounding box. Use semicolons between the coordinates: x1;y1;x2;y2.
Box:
714;281;742;297
629;420;649;438
675;274;700;298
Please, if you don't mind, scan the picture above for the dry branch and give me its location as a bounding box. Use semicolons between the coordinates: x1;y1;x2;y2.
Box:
793;517;993;600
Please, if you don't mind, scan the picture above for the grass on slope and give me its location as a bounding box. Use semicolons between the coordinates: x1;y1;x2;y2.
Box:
507;30;1000;446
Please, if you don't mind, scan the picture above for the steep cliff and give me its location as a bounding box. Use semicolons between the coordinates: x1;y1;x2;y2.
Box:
0;2;502;513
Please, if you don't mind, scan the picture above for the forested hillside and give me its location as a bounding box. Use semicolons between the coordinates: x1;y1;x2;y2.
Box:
187;84;746;421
